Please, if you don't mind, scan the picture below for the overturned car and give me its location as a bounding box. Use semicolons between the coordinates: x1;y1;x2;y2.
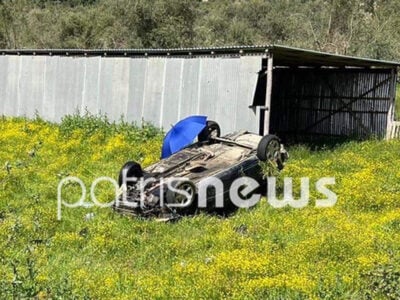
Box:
114;116;287;220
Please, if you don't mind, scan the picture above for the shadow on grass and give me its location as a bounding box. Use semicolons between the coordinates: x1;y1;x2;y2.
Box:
279;132;378;152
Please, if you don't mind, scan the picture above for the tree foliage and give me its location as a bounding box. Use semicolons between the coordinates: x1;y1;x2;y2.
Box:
0;0;399;60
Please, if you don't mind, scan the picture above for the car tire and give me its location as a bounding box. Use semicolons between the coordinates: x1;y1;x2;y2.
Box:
198;121;221;142
166;180;196;212
256;134;281;162
118;161;143;187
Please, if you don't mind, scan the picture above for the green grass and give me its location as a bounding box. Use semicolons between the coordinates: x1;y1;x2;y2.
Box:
1;115;400;299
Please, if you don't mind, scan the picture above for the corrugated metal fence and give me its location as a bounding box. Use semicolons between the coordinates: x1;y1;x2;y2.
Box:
0;55;261;134
389;121;400;139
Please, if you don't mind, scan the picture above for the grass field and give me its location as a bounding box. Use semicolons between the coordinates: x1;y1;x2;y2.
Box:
1;115;400;299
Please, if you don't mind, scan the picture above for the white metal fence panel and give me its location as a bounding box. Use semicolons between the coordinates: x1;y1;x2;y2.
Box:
0;55;261;134
389;121;400;139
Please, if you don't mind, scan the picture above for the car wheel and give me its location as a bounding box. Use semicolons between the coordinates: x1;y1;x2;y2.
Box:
166;180;196;210
118;161;143;187
257;134;281;162
198;121;221;142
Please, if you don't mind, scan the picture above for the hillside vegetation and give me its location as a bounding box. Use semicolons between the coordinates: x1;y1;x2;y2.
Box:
1;0;400;61
1;116;399;299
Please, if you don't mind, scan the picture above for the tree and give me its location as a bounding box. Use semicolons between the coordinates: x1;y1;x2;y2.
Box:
0;0;398;60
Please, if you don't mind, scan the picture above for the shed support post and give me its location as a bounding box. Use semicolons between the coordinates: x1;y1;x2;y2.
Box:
263;53;273;135
386;68;397;139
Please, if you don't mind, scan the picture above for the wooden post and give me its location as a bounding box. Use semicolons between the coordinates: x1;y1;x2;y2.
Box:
263;53;273;135
386;69;397;139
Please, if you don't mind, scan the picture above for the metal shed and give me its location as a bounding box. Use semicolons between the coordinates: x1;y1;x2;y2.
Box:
0;45;399;139
261;46;400;140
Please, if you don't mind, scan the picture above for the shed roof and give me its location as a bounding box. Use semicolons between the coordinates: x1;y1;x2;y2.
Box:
1;44;399;68
269;45;400;68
